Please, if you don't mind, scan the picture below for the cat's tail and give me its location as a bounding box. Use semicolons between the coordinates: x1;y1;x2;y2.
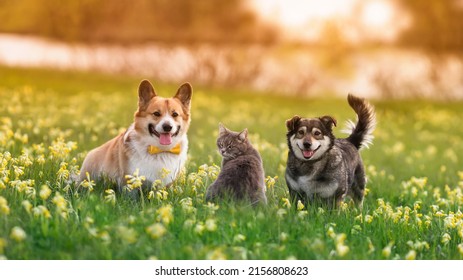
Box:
343;94;376;150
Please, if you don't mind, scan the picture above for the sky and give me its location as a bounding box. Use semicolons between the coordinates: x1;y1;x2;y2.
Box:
251;0;410;43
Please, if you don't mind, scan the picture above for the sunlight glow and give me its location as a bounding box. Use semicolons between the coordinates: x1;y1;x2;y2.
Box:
253;0;354;28
251;0;405;42
361;0;394;27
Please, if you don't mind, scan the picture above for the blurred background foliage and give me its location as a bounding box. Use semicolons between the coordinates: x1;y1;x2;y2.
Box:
397;0;463;53
0;0;462;52
0;0;277;44
1;0;463;99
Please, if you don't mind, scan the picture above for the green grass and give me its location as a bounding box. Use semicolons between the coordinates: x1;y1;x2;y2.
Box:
1;66;463;260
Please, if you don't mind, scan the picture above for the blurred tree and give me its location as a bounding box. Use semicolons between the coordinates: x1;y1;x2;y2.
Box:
0;0;277;45
396;0;463;53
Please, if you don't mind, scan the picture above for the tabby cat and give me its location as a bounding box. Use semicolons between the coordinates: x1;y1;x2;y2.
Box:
205;124;267;205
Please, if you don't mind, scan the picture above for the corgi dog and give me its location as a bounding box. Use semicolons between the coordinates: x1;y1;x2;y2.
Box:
285;94;376;208
78;80;192;194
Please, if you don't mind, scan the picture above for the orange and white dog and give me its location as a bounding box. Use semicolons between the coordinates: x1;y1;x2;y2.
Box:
78;80;192;193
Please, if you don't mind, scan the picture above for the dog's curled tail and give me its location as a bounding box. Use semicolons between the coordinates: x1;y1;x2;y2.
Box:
344;94;376;150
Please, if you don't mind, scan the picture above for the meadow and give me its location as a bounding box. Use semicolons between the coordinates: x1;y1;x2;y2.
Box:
1;66;463;260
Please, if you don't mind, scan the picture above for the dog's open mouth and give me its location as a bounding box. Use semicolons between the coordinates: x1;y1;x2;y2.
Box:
159;133;172;145
300;146;320;159
148;124;180;146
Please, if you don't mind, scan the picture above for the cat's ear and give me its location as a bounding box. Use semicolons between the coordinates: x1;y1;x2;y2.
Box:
237;128;248;142
218;123;229;135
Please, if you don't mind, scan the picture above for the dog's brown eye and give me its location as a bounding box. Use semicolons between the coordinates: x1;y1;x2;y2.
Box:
297;130;304;136
314;131;321;136
153;111;161;117
172;112;179;118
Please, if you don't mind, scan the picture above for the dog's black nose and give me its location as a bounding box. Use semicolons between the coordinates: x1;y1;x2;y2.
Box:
303;141;311;149
162;123;173;132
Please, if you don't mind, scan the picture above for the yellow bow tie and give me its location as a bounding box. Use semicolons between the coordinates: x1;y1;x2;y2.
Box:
147;143;182;155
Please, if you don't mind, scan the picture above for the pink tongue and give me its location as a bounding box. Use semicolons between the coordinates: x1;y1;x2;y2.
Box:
303;150;314;158
159;133;172;145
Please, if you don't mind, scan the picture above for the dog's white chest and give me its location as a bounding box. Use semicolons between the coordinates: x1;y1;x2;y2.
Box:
127;136;188;187
287;174;338;199
128;152;186;186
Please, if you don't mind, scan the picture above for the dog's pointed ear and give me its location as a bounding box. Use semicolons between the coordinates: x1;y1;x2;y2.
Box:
174;82;192;110
138;80;156;110
319;115;337;131
286;115;301;132
237;128;248;142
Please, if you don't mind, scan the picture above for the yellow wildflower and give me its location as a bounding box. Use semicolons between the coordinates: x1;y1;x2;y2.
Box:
13;165;24;178
281;198;291;208
10;226;27;242
117;226;137;244
183;219;195;229
99;231;111;244
80;172;95;192
296;200;305;211
206;247;227;260
104;189;116;206
156;189;169;201
265;176;278;189
351;225;362;235
364;215;373;224
194;222;205;235
441;233;451;245
434;210;446;218
125;168;146;190
25;185;36;199
205;202;219;215
148;190;155;200
36;155;45;165
280;232;288;242
297;210;308;219
0;238;6;254
56;162;70;181
151;179;162;189
364;187;370;196
326;226;336;239
367;238;375;254
21;200;32;213
405;250;416;260
382;242;394;258
444;214;457;229
156;204;173;225
52;192;67;211
180;197;196;214
0;196;9;215
339;201;349;211
39;184;52;200
160;168;171;179
276;208;287;218
205;218;217;232
336;243;350;257
146;223;167;239
49;137;77;159
335;233;349;257
234;234;246;243
458;244;463;256
413;201;421;211
32;205;51;219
